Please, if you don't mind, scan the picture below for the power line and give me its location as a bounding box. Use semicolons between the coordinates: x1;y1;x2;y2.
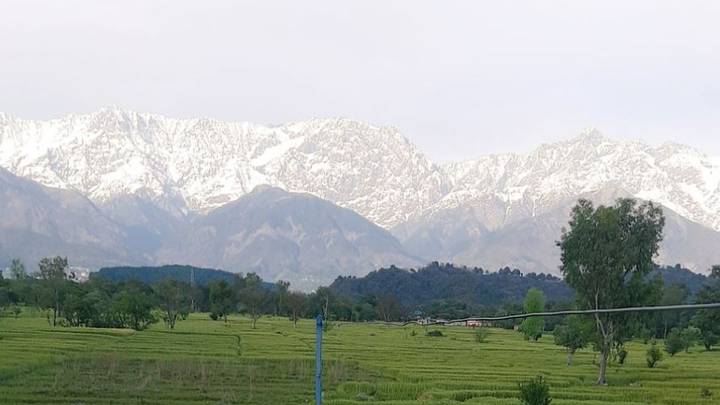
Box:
403;302;720;326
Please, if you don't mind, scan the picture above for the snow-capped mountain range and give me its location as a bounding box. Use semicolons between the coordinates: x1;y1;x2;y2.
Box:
2;107;718;232
1;107;719;286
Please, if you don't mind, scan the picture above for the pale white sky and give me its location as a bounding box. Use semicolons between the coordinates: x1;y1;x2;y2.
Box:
1;0;719;161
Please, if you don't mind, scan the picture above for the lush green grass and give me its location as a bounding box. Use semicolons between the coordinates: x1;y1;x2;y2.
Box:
1;313;720;404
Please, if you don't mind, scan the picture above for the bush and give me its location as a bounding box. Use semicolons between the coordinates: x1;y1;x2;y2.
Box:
425;329;444;337
681;326;701;353
474;327;489;343
617;347;628;365
518;375;552;405
646;341;662;368
665;329;685;357
701;388;713;399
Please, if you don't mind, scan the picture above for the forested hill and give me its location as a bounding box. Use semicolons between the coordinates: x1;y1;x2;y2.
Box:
329;262;712;309
651;265;710;296
329;263;574;308
93;265;237;286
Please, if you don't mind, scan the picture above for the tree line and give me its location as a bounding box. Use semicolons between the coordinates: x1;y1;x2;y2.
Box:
1;257;470;329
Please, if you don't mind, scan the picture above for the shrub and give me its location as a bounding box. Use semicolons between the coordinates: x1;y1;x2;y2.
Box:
425;329;444;337
474;328;490;343
681;326;701;353
665;329;685;357
518;375;552;405
701;388;713;399
646;341;662;368
617;347;628;365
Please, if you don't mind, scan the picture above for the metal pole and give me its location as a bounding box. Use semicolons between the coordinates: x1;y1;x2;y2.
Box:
315;314;323;405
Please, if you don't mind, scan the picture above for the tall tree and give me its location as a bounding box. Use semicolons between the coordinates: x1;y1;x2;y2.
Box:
286;291;306;328
692;265;720;350
154;278;190;329
208;280;234;322
558;198;664;385
9;259;27;280
313;287;335;322
376;293;400;322
519;288;546;341
553;315;593;365
38;256;69;326
239;273;267;329
275;280;290;316
112;283;156;330
657;283;689;338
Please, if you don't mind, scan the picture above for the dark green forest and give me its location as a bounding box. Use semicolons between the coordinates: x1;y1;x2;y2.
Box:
1;257;716;338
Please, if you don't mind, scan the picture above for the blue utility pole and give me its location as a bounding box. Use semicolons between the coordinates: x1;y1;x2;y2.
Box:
315;314;323;405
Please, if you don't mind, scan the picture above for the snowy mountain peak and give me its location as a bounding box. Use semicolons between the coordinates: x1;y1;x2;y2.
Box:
0;109;718;235
576;126;605;141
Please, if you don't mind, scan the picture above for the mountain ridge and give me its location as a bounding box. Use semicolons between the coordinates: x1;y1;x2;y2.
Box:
2;108;717;232
1;108;719;282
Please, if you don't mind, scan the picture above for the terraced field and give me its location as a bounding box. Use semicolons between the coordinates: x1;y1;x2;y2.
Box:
1;313;719;404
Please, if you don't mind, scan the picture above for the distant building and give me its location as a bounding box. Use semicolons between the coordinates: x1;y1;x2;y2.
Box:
466;320;493;328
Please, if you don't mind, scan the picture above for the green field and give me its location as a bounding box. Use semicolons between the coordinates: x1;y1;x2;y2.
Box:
1;313;719;404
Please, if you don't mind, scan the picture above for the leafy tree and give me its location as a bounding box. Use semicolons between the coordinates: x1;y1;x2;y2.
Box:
0;285;10;314
664;328;685;356
112;284;156;330
352;295;377;322
286;291;306;327
558;199;664;385
646;341;662;368
656;283;689;338
238;273;267;329
81;289;114;327
426;299;474;320
520;288;546;341
154;278;190;329
38;256;69;326
692;265;720;351
376;293;400;322
9;259;27;280
208;280;234;322
62;286;91;326
680;326;701;353
274;280;290;316
306;287;335;321
553;315;593;366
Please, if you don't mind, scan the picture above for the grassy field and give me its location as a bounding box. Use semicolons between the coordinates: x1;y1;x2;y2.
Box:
1;313;719;404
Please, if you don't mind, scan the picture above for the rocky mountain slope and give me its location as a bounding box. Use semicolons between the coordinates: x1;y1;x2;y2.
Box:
158;186;420;290
0;170;419;289
397;185;720;274
0;167;143;268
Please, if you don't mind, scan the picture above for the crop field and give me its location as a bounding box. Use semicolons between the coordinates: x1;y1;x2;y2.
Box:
1;313;719;404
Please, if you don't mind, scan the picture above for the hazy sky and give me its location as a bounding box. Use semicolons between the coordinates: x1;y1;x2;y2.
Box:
1;1;719;161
